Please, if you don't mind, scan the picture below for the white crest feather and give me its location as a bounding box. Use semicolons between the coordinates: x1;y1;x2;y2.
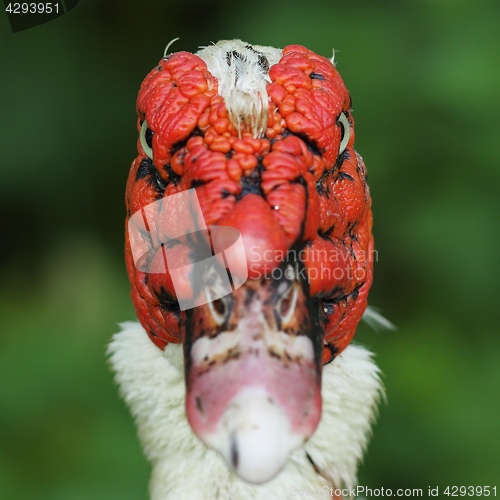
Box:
362;305;396;332
330;48;336;66
197;40;283;138
163;38;180;58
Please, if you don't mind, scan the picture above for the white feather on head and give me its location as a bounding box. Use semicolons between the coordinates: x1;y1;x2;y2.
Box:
197;40;282;138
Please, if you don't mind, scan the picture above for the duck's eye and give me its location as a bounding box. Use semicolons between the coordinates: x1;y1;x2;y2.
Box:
140;119;154;160
276;285;298;326
338;112;350;155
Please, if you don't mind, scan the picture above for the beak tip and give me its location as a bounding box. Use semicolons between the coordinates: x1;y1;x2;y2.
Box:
202;387;307;484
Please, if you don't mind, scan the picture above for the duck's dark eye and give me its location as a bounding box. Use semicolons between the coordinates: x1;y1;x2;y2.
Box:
338;112;350;155
140;119;154;160
145;127;153;149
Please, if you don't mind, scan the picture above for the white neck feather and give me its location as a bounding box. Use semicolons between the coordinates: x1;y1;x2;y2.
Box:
108;322;383;500
196;40;283;138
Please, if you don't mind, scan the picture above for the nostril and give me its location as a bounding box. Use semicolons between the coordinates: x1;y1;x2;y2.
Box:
230;432;239;469
196;396;204;414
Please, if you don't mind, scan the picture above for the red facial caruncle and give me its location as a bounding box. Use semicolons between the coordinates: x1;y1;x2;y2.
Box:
125;40;373;483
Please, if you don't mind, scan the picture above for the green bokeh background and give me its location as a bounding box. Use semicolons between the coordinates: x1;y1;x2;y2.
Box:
1;0;499;498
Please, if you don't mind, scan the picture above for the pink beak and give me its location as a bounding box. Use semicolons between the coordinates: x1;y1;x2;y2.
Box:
183;284;323;483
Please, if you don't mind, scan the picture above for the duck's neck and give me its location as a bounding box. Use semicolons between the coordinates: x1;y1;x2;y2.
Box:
108;322;383;500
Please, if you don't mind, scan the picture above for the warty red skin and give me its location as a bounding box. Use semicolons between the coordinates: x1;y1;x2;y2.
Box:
125;44;373;363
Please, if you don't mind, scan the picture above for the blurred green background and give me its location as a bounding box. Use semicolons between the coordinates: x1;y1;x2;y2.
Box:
1;0;499;498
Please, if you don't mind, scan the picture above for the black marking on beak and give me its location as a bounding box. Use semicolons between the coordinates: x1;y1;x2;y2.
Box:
231;432;239;469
